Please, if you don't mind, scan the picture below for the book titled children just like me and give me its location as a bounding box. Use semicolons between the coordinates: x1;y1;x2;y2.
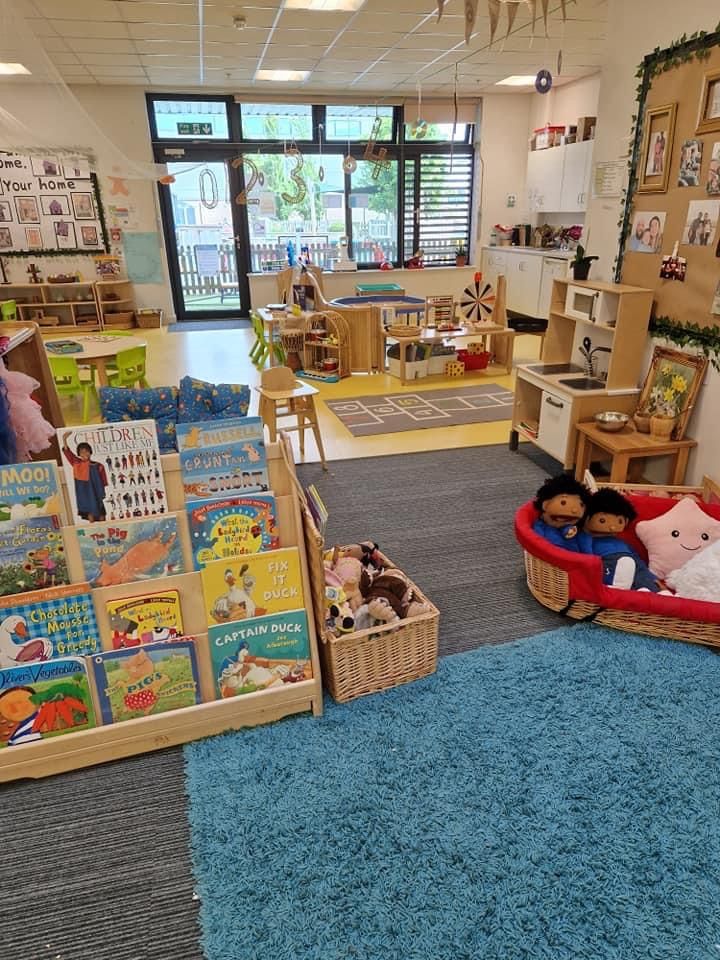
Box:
106;590;184;649
177;417;269;501
0;583;101;669
200;546;303;627
186;494;280;569
57;421;168;526
75;516;184;588
209;610;312;699
0;657;97;748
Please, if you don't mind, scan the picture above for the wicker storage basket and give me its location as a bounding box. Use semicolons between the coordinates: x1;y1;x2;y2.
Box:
104;311;135;329
136;309;163;328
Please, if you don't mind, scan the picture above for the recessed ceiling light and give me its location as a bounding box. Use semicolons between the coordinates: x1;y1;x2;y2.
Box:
284;0;366;10
255;69;310;82
495;75;537;86
0;62;31;76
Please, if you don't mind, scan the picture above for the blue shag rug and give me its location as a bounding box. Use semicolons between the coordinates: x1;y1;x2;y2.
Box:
184;625;720;960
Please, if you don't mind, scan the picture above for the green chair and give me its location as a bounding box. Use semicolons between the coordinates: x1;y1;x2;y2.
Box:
250;311;286;368
107;346;150;388
49;356;97;424
1;300;17;323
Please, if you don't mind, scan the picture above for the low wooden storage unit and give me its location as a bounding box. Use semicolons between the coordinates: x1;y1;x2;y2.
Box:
2;281;100;332
0;439;323;783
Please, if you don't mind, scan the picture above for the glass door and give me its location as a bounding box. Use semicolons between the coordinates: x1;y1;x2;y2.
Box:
158;158;251;321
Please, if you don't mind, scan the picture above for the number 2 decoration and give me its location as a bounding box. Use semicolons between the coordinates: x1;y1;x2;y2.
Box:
281;147;307;205
231;155;265;205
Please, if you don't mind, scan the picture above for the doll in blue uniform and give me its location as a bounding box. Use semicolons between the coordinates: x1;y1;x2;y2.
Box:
584;488;663;592
532;475;593;552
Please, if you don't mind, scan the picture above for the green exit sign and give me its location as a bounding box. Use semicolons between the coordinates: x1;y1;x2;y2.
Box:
177;122;213;136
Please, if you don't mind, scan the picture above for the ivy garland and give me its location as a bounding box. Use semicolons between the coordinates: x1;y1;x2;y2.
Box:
650;315;720;370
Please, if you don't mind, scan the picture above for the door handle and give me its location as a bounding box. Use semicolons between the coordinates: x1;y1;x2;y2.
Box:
545;397;564;409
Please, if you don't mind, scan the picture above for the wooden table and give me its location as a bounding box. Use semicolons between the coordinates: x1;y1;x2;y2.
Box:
384;323;516;384
45;333;147;387
574;419;697;484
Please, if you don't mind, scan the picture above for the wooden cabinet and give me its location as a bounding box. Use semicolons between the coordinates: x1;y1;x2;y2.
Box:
2;282;99;332
96;279;137;329
526;141;595;214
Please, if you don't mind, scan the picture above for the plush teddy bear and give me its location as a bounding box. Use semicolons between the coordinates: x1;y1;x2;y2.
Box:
533;475;593;552
331;555;370;613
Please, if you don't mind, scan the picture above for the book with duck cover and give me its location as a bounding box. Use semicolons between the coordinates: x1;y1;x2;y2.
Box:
75;515;184;587
0;583;101;668
90;640;201;724
0;460;64;523
176;417;264;452
209;609;312;698
0;515;68;597
57;420;167;526
186;494;280;569
0;657;96;748
200;546;303;627
106;590;184;648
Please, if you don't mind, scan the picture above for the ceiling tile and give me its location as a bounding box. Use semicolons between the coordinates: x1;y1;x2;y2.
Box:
48;52;83;65
65;38;137;54
33;0;122;20
25;18;58;37
37;36;71;52
86;65;148;77
279;10;352;31
78;53;142;66
47;19;130;39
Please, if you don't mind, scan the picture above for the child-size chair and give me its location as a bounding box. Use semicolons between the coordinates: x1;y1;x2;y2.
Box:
1;300;17;323
254;365;327;470
49;355;97;424
107;346;149;388
249;311;285;368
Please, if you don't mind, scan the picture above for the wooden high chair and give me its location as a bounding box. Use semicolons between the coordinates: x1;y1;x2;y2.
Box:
255;366;328;470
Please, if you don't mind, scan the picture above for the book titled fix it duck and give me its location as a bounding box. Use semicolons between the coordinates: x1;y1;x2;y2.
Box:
75;516;184;587
186;494;280;570
200;546;303;627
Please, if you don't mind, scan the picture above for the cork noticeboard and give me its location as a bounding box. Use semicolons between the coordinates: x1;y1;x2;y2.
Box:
619;38;720;327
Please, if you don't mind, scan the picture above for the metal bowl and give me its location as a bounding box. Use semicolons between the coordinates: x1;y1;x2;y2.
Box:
594;411;630;432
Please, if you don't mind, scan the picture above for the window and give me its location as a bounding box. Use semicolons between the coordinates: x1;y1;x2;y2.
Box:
404;122;471;143
241;103;313;140
325;105;394;141
349;160;398;264
151;99;230;140
404;154;473;266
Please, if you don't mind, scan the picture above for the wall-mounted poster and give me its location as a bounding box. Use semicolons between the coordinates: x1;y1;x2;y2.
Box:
0;152;106;254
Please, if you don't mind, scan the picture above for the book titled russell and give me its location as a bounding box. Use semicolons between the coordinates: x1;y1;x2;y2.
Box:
75;515;184;587
200;546;304;627
186;494;280;569
57;420;167;526
178;417;269;501
106;590;184;648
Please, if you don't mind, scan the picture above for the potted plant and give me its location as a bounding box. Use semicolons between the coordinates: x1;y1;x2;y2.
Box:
571;245;599;281
455;244;468;267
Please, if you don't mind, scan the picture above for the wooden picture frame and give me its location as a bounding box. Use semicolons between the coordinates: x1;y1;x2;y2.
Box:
637;346;708;439
696;69;720;135
637;103;677;193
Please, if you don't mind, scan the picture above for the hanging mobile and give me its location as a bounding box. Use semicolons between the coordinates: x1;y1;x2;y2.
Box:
318;123;325;182
342;140;357;174
557;49;563;76
535;69;553;94
199;166;218;209
410;83;428;139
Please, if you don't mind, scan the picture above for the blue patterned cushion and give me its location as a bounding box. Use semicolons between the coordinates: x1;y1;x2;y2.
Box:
211;383;250;418
177;376;250;422
99;386;179;453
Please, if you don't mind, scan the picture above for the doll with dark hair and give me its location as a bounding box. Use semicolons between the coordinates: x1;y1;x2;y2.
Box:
585;488;664;592
532;475;593;552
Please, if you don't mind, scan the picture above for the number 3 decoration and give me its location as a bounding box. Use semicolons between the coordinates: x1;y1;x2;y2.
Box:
281;147;307;205
231;155;265;205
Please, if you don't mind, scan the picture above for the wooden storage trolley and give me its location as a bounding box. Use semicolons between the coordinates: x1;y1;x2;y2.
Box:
0;438;323;782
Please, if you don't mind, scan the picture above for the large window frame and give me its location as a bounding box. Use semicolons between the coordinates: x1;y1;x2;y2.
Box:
147;95;474;270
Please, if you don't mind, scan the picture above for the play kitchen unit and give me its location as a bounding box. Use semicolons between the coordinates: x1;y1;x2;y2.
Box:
509;279;653;468
481;247;571;323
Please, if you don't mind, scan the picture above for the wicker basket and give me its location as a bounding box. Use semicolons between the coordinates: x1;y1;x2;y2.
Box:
386;325;422;338
136;309;163;328
104;311;135;330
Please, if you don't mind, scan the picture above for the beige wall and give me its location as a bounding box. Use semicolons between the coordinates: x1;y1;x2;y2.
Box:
477;93;533;244
529;74;601;136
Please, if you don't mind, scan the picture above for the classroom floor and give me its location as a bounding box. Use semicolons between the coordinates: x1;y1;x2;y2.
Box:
56;325;543;463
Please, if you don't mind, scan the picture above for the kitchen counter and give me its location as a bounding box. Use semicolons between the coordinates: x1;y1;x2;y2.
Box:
517;363;640;399
482;246;575;259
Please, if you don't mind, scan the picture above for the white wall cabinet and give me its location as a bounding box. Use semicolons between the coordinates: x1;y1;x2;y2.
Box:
558;141;594;213
481;248;571;319
526;141;595;214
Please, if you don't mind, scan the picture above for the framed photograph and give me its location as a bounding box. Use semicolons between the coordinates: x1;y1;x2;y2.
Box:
628;211;665;253
678;139;703;187
25;227;43;249
637;103;676;193
637;346;708;440
54;220;77;250
682;199;720;246
712;279;720;316
696;69;720;135
40;195;70;216
71;192;95;220
0;227;12;249
14;196;40;224
31;155;61;178
62;157;90;180
707;143;720;195
0;201;12;223
80;225;99;246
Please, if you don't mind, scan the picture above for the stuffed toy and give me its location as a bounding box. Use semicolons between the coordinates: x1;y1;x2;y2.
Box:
324;568;355;635
362;568;432;624
331;555;369;613
636;497;720;580
340;541;389;572
533;475;592;552
667;538;720;601
585;489;665;592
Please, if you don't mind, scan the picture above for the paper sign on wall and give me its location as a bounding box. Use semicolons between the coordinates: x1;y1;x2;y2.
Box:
122;232;164;285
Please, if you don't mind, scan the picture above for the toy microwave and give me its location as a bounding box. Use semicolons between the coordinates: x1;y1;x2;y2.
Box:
564;284;604;324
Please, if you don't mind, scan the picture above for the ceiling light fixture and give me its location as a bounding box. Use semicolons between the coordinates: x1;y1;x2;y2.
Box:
283;0;366;11
495;75;537;86
0;63;31;76
255;69;310;82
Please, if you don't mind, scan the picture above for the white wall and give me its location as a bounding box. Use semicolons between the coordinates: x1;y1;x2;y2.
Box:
529;74;601;135
586;0;720;483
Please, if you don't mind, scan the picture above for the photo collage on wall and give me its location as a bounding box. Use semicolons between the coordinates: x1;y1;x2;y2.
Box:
0;152;105;254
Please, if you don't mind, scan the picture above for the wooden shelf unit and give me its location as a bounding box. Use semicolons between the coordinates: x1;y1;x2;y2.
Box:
95;278;137;329
2;281;100;331
0;438;324;782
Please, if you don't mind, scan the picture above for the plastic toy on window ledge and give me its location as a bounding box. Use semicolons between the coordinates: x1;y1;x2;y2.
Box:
406;249;424;270
331;237;357;273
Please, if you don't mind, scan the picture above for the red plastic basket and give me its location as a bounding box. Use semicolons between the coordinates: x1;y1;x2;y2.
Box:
457;349;490;370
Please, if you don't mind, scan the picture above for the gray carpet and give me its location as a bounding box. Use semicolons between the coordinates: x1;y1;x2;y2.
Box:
0;443;559;960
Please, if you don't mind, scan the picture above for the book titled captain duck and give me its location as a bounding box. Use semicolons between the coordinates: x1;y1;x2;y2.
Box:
177;417;269;501
200;546;303;627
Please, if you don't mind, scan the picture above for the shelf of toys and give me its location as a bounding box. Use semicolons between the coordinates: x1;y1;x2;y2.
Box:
0;433;323;783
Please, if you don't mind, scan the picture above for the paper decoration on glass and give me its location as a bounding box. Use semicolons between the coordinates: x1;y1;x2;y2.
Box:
231;155;264;206
281;148;307;205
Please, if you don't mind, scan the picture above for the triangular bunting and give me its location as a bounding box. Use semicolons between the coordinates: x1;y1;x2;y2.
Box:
526;0;537;36
559;0;567;19
505;0;521;37
437;0;446;20
541;0;549;35
488;0;501;46
465;0;479;44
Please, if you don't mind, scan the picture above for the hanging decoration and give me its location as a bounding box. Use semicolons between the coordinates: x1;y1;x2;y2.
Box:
410;83;428;140
504;0;521;38
281;146;307;205
488;0;501;45
436;0;446;18
318;123;325;183
465;0;479;44
231;155;263;205
557;49;563;75
199;166;218;209
460;274;497;324
535;69;553;94
342;154;357;174
468;0;569;46
363;117;391;180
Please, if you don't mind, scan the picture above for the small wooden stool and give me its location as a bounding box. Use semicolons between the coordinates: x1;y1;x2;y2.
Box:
255;366;328;470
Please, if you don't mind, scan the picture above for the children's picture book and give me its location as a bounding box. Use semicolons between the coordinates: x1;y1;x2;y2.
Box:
75;516;184;587
57;421;168;526
176;417;264;452
209;610;312;698
200;546;303;626
304;484;328;538
106;590;184;649
0;460;64;523
0;657;97;748
0;515;68;597
0;583;101;668
179;440;269;501
90;640;200;724
186;494;280;569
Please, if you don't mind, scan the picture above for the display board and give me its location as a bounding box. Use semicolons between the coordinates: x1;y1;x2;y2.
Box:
0;153;107;255
619;35;720;328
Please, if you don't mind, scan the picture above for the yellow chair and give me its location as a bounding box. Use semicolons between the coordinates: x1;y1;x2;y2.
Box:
254;366;327;470
107;346;150;388
49;355;97;424
1;300;17;323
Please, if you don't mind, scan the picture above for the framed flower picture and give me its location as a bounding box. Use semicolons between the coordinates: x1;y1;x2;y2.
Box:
636;346;708;439
637;103;677;193
696;69;720;136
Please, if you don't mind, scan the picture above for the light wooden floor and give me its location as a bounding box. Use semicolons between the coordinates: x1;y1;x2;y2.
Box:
56;326;543;464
